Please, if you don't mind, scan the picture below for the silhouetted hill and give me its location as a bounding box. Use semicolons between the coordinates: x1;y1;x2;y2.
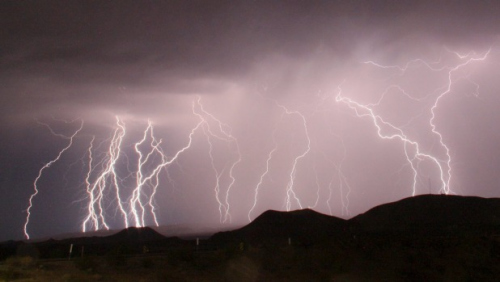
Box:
211;209;348;246
34;227;167;246
106;226;167;242
3;195;500;261
17;227;178;259
351;194;500;235
211;195;500;245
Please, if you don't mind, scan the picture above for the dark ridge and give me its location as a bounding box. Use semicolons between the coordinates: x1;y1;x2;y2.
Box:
31;227;168;246
211;208;348;246
211;195;500;244
350;194;500;234
28;227;183;259
106;226;167;242
3;194;500;261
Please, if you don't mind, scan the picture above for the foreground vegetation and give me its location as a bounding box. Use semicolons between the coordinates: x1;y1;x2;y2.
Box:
1;234;500;281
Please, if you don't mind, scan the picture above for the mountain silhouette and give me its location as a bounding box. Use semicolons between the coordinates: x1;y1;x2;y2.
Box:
211;209;348;246
350;194;500;235
211;195;500;244
106;226;167;242
3;194;500;261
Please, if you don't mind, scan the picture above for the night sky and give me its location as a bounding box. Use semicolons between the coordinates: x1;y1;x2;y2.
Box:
1;1;500;241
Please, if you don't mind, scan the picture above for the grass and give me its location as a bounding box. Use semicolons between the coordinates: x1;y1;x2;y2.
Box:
0;235;499;281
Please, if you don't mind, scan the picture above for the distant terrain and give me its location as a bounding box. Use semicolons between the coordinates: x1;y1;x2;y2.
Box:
1;195;500;281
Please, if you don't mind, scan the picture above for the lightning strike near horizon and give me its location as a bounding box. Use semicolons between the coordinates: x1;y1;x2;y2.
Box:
428;49;491;194
24;119;84;239
247;92;354;218
320;137;352;217
334;123;352;217
82;117;128;232
23;46;491;239
80;96;246;233
82;112;207;232
276;104;312;211
248;128;278;222
129;119;164;227
300;91;355;217
192;97;242;223
307;164;322;210
335;48;490;196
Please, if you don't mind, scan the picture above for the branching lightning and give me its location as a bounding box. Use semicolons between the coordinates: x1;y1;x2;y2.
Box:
192;97;242;223
335;48;490;195
320;138;352;217
22;46;492;240
275;104;311;211
81;113;206;232
24;119;84;239
247;92;355;219
81;96;244;233
248;127;278;222
82;117;128;232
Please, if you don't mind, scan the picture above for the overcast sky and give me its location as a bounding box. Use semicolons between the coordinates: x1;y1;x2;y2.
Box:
1;0;500;241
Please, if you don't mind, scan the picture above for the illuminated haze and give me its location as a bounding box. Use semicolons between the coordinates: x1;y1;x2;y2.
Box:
1;1;500;241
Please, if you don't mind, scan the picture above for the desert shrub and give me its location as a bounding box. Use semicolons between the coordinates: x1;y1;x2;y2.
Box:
260;247;291;273
192;251;223;271
141;257;154;268
74;255;98;272
168;248;194;267
155;268;188;281
105;245;128;269
104;245;132;268
60;273;100;282
0;267;20;281
5;256;35;269
47;247;65;259
223;243;241;259
399;264;436;282
0;256;35;281
224;256;260;282
15;243;39;260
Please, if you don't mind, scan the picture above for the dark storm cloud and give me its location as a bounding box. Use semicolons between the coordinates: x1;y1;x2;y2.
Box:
2;1;498;98
1;0;500;241
3;3;494;63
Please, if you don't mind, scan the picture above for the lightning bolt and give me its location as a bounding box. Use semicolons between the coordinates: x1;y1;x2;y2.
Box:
333;121;352;217
192;97;242;223
429;49;490;194
131;112;204;225
307;163;322;209
25;47;490;238
82;113;205;232
248;128;278;222
82;117;128;232
24;119;84;239
321;138;351;217
336;88;449;196
335;48;490;196
130;120;166;227
82;136;98;232
275;104;311;211
248;92;352;218
309;92;354;216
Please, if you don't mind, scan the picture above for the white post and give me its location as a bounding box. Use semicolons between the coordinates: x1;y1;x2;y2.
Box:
68;244;73;260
